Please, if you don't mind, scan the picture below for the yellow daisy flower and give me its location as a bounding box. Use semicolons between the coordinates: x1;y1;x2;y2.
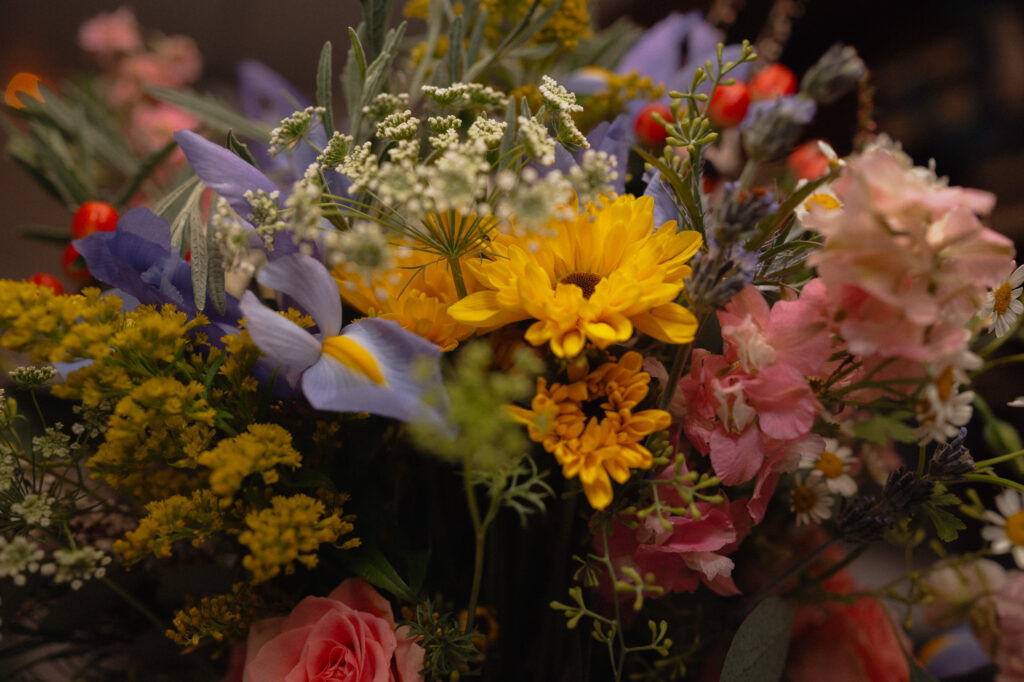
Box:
332;244;479;352
448;194;702;358
507;351;670;510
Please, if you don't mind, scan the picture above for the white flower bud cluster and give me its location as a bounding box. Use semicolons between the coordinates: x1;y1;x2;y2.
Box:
569;150;619;208
9;365;57;386
376;110;420;141
517;116;556;166
32;424;78;461
362;92;409;120
467;117;506;148
269;106;325;156
422;82;504;109
496;167;573;232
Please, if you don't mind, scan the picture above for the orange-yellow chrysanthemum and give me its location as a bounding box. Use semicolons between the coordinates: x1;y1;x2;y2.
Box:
448;194;702;358
507;351;670;509
332;245;480;352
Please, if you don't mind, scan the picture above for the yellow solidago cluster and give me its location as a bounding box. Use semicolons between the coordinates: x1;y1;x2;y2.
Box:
0;282;123;363
89;377;217;498
573;69;665;133
114;489;225;565
239;494;357;583
508;351;670;509
198;424;302;501
480;0;590;52
167;583;265;651
448;194;703;358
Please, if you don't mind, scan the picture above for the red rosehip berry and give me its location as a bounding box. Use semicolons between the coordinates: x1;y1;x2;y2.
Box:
27;272;65;295
787;140;831;180
707;82;751;129
633;103;674;147
71;200;119;240
62;243;91;281
749;64;798;101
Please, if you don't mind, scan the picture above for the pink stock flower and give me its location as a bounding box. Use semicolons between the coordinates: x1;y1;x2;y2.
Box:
242;578;424;682
78;7;142;58
152;35;203;85
604;467;751;597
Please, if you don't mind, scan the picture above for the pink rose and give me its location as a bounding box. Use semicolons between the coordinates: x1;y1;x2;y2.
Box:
242;578;425;682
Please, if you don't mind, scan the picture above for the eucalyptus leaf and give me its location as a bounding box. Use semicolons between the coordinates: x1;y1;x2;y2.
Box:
168;181;206;252
152;174;201;218
360;0;395;59
339;546;419;603
498;95;517;160
720;597;793;682
205;224;227;316
447;15;464;85
408;0;445;103
188;197;208;311
316;41;335;135
343;28;366;138
355;22;407;141
146;86;272;140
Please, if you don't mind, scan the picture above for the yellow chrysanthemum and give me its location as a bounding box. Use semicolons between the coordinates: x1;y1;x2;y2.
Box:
508;351;670;509
332;245;480;352
449;195;702;358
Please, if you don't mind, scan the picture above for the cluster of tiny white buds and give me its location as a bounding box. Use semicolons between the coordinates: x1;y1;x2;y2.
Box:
244;189;283;228
11;493;56;528
316;132;354;169
0;536;45;586
376;110;420;141
422;82;504;109
269;106;325;156
424;142;490;214
362;92;409;120
9;365;57;387
46;547;112;591
32;424;78;461
388;139;421;164
517;116;557;166
539;75;584;114
569;150;618;208
330;221;394;279
428;115;461;133
284;178;324;250
211;198;260;277
429;128;460;153
467;116;506;148
337;141;378;195
0;444;15;493
370;162;428;215
497;167;573;232
555;114;589;150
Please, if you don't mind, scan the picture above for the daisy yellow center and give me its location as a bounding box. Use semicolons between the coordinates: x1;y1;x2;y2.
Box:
993;282;1014;316
1007;510;1024;546
791;485;817;513
815;451;844;479
935;365;955;403
805;193;840;212
560;272;602;299
322;336;386;385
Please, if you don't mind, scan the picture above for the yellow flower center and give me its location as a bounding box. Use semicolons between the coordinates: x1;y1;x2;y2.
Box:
935;365;955;403
805;193;840;212
791;485;817;513
560;272;602;299
815;451;844;479
1007;510;1024;546
322;336;386;385
993;282;1014;316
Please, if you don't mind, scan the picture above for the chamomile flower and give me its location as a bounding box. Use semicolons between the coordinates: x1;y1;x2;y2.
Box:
793;180;841;223
980;261;1024;337
801;438;858;497
982;489;1024;568
789;471;834;526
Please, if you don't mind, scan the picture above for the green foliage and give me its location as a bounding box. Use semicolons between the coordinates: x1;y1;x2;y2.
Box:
719;597;793;682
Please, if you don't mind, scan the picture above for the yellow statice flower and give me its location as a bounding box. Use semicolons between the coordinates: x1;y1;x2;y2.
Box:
239;494;356;583
114;489;225;565
333;242;481;351
449;195;703;358
198;424;302;501
508;351;670;509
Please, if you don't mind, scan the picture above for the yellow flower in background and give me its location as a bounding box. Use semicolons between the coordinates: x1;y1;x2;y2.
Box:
332;243;480;352
449;195;702;358
508;351;670;510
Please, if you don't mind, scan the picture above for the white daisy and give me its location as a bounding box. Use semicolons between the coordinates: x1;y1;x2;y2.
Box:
793;180;842;223
913;355;980;444
980;261;1024;337
801;438;858;497
1009;397;1024;408
789;471;834;526
981;489;1024;568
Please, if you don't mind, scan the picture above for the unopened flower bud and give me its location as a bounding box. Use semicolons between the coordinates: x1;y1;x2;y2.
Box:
740;95;816;162
928;428;975;481
800;43;867;104
883;467;934;514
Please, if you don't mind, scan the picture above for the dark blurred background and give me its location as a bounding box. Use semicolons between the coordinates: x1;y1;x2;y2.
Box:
2;0;1023;281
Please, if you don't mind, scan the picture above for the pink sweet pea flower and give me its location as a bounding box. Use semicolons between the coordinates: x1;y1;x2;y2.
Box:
130;104;199;154
242;578;424;682
78;7;142;58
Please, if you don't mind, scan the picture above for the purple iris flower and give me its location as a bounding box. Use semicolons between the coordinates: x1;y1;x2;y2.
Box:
238;253;447;425
73;207;243;343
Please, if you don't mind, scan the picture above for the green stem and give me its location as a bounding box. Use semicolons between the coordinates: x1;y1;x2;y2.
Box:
810;543;870;586
737;160;759;192
102;577;166;632
975;448;1024;469
964;473;1024;493
745;536;840;607
461;468;501;635
449;257;468;299
599;523;628;682
978;353;1024;375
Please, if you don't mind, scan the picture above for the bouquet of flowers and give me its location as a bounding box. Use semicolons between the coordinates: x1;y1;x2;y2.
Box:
1;3;1022;681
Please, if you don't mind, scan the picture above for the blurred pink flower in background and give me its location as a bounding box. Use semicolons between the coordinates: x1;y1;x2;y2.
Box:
78;7;142;58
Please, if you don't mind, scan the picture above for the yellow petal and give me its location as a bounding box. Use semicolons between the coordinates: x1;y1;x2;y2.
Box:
447;291;525;328
633;302;698;344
